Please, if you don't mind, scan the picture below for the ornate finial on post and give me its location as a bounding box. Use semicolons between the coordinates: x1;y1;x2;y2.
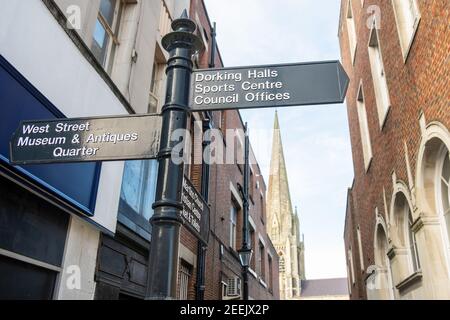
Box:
162;10;204;53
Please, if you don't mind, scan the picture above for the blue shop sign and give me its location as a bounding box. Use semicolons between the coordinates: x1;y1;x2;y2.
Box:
0;55;101;215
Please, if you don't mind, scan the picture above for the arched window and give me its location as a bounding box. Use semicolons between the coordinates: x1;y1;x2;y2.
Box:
437;149;450;259
374;222;394;300
393;192;421;273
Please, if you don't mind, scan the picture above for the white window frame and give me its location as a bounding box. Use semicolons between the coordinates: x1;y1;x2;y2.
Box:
179;262;191;300
92;0;122;72
436;147;450;275
346;0;358;65
368;24;391;128
356;81;373;171
357;226;365;271
348;247;356;285
391;0;421;61
230;204;238;249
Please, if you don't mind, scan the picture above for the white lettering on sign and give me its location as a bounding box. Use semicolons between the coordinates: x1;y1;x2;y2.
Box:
17;136;67;147
53;147;99;157
11;115;162;164
181;178;205;236
192;67;292;108
85;132;139;144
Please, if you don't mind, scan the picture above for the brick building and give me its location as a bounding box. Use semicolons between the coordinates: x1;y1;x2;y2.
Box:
0;0;278;300
339;0;450;299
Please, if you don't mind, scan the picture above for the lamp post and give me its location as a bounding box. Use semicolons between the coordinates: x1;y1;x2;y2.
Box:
146;10;203;300
239;123;252;300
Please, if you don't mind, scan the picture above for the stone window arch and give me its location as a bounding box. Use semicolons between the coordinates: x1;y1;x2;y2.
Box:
436;146;450;266
415;122;450;276
390;189;421;275
372;218;394;299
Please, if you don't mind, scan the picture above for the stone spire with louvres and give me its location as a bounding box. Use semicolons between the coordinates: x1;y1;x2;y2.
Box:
267;111;305;300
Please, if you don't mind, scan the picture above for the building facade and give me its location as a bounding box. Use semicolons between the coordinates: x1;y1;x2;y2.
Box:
339;0;450;299
267;112;305;300
0;0;278;300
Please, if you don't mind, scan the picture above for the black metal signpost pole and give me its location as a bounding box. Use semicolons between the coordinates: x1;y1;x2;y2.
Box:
146;10;203;300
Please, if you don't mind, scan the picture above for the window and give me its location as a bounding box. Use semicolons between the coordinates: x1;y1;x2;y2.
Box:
374;223;394;299
178;262;192;300
235;134;244;170
346;0;357;64
118;160;158;240
149;46;167;114
259;241;266;281
348;247;356;285
437;150;450;262
260;194;266;224
230;203;238;249
392;0;421;60
357;226;365;271
356;82;373;170
149;62;161;114
250;228;256;271
268;255;274;291
91;0;122;72
368;26;391;127
393;192;421;274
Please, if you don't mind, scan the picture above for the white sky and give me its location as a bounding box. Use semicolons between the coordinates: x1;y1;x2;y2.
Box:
204;0;354;279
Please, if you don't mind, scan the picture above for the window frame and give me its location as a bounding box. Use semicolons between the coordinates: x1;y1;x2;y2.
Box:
92;0;122;72
230;202;238;249
118;160;158;241
356;226;365;271
356;81;373;171
346;0;358;65
259;241;266;281
367;23;391;129
391;0;421;62
178;261;192;300
436;148;450;273
348;247;356;285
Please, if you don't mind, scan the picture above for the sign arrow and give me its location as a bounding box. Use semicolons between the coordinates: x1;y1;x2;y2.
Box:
10;114;161;165
190;60;349;111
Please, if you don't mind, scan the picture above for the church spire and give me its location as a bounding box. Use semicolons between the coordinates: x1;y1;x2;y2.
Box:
267;112;305;299
267;111;294;236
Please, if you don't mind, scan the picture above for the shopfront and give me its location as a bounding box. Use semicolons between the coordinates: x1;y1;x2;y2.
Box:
0;55;103;299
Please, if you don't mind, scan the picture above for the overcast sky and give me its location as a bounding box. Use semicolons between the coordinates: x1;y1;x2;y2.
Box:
204;0;354;279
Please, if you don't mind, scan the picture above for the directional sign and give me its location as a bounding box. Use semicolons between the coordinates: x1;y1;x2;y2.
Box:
190;60;349;111
181;176;210;244
10;114;161;165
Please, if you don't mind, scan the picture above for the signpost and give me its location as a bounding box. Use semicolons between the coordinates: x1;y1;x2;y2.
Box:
10;114;161;164
190;61;349;111
8;10;349;301
182;176;210;244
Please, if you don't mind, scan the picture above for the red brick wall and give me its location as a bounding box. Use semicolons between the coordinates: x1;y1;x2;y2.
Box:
185;0;280;300
339;0;450;299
